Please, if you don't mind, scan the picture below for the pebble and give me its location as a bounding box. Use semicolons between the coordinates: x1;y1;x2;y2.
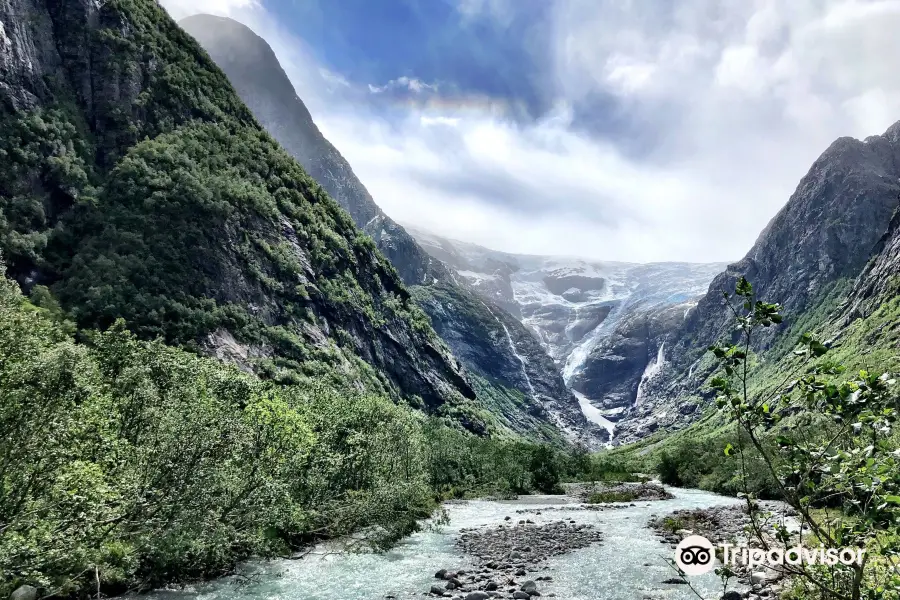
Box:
427;519;603;598
649;503;798;599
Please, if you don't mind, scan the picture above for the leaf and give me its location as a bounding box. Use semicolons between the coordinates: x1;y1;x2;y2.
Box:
724;443;734;456
736;277;753;297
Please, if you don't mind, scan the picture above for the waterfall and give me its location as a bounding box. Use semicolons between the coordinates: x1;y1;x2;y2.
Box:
572;390;615;440
634;341;666;406
481;300;538;401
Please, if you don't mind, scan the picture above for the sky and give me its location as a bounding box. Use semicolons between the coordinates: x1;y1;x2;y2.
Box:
161;0;900;263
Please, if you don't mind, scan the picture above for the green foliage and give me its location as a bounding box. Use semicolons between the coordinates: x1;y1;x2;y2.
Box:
529;445;564;494
0;0;466;421
0;109;95;277
0;267;593;597
659;516;685;534
656;450;683;486
708;277;900;600
0;268;433;596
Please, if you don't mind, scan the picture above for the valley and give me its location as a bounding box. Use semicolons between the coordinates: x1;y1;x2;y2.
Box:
407;225;727;436
0;1;899;600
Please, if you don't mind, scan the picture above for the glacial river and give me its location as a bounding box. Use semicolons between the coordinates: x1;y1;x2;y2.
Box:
143;488;743;600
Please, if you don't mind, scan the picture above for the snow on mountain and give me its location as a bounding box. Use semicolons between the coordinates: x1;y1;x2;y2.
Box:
406;225;727;441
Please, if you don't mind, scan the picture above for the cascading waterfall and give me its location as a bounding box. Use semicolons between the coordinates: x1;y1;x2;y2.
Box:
481;300;538;401
634;341;666;406
572;390;615;440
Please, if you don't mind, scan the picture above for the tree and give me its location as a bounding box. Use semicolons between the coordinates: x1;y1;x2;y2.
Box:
529;445;562;494
709;277;899;600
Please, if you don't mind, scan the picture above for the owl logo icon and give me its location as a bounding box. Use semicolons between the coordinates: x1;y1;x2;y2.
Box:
675;535;715;575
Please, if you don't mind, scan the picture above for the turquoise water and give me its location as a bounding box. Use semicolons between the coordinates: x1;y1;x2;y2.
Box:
142;488;743;600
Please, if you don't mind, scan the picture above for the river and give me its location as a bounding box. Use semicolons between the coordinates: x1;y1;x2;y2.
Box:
142;488;743;600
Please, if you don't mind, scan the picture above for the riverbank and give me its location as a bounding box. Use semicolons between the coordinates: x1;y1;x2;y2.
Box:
126;486;746;600
648;501;799;599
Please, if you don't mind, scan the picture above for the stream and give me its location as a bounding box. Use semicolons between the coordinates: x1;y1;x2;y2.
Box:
142;488;744;600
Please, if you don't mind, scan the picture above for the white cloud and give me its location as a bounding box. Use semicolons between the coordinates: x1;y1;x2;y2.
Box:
368;76;438;95
319;68;350;89
160;0;257;20
163;0;900;263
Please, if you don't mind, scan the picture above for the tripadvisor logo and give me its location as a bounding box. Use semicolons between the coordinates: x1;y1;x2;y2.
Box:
674;535;867;576
675;536;715;575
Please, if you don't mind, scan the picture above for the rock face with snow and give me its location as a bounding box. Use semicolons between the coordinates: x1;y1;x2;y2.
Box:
181;14;603;445
406;226;726;432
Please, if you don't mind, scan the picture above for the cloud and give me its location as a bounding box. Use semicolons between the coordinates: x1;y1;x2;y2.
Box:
160;0;257;20
162;0;900;263
368;76;438;95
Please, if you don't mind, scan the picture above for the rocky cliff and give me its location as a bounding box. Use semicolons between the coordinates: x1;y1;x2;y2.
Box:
407;227;725;432
178;14;598;444
615;122;900;441
0;0;486;428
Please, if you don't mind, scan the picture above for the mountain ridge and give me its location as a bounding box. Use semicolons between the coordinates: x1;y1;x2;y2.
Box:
0;0;484;429
616;119;900;440
404;224;727;437
178;13;603;445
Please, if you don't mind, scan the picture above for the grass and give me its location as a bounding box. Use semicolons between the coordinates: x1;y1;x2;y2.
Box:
587;490;639;503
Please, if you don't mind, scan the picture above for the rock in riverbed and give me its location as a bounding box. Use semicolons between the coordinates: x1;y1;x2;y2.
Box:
10;587;37;600
426;520;602;598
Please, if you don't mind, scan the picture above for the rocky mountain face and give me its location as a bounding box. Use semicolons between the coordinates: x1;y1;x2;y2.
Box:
406;227;726;431
615;122;900;441
0;0;484;428
843;196;900;325
179;14;600;445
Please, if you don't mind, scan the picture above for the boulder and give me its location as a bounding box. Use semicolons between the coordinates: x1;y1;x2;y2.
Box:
10;587;37;600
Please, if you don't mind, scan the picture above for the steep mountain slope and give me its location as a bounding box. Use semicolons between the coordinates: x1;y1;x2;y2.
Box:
617;122;900;440
178;13;600;444
406;227;726;428
0;0;483;428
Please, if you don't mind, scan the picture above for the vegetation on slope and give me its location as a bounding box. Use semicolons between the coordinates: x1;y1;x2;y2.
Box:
616;266;899;496
0;263;600;597
0;0;479;421
0;1;589;594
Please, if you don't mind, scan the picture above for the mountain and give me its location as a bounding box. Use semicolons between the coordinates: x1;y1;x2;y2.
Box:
178;14;602;445
0;0;483;429
616;122;900;441
405;226;726;435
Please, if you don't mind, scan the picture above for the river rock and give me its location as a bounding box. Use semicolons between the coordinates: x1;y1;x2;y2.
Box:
722;591;742;600
750;572;768;585
430;585;446;596
435;569;448;579
466;593;490;600
513;593;531;600
10;587;37;600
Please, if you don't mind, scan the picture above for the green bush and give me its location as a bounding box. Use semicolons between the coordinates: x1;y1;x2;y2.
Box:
586;490;638;503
